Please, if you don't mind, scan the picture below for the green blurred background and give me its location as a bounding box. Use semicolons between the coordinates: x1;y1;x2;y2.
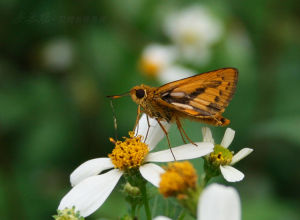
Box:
1;0;300;219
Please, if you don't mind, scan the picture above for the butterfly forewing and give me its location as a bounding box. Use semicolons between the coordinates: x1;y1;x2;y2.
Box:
155;68;238;118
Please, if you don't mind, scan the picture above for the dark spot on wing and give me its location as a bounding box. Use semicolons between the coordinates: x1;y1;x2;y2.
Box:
193;108;212;116
215;96;220;102
208;103;221;112
161;92;171;99
207;81;222;88
161;87;206;105
161;91;185;103
189;88;205;99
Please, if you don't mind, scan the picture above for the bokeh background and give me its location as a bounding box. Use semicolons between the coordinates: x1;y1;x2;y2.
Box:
1;0;300;219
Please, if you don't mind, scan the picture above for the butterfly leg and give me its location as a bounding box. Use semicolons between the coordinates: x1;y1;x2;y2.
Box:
133;105;142;134
143;114;151;143
156;119;176;160
175;116;197;146
175;119;187;144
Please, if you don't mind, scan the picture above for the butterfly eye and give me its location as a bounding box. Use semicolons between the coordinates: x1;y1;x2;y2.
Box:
135;89;145;99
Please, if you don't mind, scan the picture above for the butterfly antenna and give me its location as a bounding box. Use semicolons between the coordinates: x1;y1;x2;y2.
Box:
107;91;130;139
107;92;130;99
110;99;118;140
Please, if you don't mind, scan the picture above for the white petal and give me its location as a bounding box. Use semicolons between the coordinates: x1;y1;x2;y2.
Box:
164;6;222;46
198;183;241;220
146;142;213;162
135;114;170;151
70;158;114;186
220;128;235;148
58;169;123;217
201;127;214;144
139;163;165;187
141;44;177;71
231;148;253;165
181;45;211;66
153;216;172;220
220;166;244;182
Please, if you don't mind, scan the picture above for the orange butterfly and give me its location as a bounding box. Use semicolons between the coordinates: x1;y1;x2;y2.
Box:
109;68;238;150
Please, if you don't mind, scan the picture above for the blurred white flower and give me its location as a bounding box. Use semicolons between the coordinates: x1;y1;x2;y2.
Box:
58;114;213;217
164;5;223;65
154;183;241;220
198;184;241;220
42;38;74;71
202;127;253;182
157;65;196;84
140;44;177;77
140;44;195;84
153;216;172;220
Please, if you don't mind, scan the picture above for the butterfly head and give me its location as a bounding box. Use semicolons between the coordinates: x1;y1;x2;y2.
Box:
130;85;150;105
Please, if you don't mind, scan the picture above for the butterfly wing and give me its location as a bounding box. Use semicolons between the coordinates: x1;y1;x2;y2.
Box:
155;68;238;120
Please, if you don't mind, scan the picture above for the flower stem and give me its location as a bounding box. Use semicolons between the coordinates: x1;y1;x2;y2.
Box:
140;181;151;220
202;173;211;186
131;203;136;219
179;188;200;218
178;210;186;220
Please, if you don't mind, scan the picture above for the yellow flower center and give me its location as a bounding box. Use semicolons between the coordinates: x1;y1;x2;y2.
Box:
140;58;161;77
159;161;197;199
108;131;149;171
182;30;199;45
209;144;233;167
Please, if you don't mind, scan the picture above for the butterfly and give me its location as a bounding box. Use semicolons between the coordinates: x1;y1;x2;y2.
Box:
109;68;238;155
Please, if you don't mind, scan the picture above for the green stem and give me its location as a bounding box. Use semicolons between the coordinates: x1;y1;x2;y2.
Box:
140;181;151;220
177;210;186;220
178;187;201;218
131;203;136;219
203;173;211;186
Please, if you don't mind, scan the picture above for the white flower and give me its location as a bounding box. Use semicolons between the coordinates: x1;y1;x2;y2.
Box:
58;114;214;217
198;183;241;220
140;44;177;77
157;65;196;84
42;38;74;71
153;216;172;220
164;5;223;65
155;183;241;220
202;127;253;182
140;44;195;84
